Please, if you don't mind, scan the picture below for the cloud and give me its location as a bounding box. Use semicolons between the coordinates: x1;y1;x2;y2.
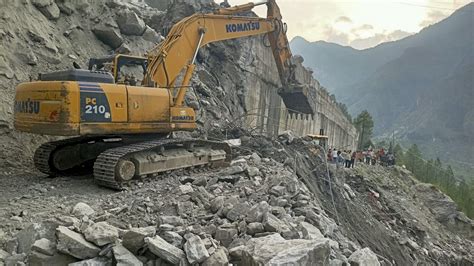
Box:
335;16;353;24
419;10;447;28
349;30;412;49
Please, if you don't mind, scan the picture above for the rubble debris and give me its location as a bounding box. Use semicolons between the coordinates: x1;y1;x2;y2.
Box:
92;26;124;49
72;203;95;218
56;226;100;260
112;244;142;266
122;227;156;254
145;236;186;265
31;238;55;256
83;222;119;246
348;247;380;266
116;10;147;36
183;234;210;264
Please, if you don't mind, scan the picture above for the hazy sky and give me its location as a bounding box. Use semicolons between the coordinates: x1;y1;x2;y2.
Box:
229;0;472;49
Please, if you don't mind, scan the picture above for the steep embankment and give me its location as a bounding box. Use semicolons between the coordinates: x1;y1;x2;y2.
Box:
290;3;474;173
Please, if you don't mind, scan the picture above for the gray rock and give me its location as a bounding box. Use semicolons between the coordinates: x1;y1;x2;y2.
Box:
223;166;244;175
214;228;237;247
246;167;260;177
229;245;245;261
71;203;95;218
16;222;58;254
250;153;262;164
246;201;270;223
348;248;380;266
113;244;143;266
0;250;9;261
122;227;156;254
269;186;286;197
225;202;250;222
32;238;55;256
299;222;324;240
116;10;146;36
69;257;111;266
28;251;77;266
142;26;163;43
192;176;207;187
38;3;60;20
31;0;52;8
56;0;74;15
246;223;265;236
56;226;100;260
263;212;283;232
218;175;240;184
3;253;26;266
159;216;183;226
92;26;124;49
202;248;228;266
0;56;14;79
179;184;194;194
145;236;186;265
160;231;183;248
183;235;209;264
211;196;225;213
83;222;119;246
242;234;330;265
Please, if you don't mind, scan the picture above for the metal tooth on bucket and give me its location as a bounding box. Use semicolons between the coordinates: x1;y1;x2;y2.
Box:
278;84;316;115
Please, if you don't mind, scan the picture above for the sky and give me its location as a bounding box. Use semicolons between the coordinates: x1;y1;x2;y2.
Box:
229;0;472;49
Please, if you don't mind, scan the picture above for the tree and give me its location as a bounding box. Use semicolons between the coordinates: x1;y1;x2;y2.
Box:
393;143;404;166
405;144;423;175
353;110;374;150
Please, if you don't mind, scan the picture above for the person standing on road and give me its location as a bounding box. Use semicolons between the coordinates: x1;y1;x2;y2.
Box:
332;149;338;164
351;151;356;168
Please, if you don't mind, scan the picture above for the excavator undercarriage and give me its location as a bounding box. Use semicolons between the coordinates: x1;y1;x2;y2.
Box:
35;136;231;189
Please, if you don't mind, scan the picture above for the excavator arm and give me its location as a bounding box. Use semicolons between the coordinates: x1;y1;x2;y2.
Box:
145;0;313;114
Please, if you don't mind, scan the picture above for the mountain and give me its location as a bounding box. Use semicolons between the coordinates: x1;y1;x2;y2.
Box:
290;3;474;176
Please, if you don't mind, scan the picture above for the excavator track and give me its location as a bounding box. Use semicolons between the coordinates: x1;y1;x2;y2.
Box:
93;139;231;190
34;136;99;176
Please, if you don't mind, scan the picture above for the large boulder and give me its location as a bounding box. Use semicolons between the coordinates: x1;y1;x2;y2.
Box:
183;235;210;264
92;26;124;49
56;226;100;260
16;222;58;254
348;248;380;266
241;233;331;265
202;248;229;266
83;222;119;246
122;227;156;254
112;244;143;266
116;10;147;36
299;222;324;240
71;203;95;218
31;0;60;20
28;251;77;266
145;236;186;265
68;257;111;266
214;227;237;247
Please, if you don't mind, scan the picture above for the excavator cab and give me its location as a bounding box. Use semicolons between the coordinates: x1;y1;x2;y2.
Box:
88;54;148;85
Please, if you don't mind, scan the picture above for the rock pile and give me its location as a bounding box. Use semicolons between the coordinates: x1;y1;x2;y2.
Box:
1;150;379;265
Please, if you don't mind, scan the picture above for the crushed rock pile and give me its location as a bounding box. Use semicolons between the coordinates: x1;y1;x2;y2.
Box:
0;132;472;265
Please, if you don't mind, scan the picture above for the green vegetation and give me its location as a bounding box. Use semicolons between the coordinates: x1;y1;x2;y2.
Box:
395;143;474;219
353;110;374;150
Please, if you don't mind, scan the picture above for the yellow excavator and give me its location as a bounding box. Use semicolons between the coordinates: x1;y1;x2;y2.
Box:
14;0;313;189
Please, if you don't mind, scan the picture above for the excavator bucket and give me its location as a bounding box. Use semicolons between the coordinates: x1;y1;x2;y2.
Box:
278;84;316;115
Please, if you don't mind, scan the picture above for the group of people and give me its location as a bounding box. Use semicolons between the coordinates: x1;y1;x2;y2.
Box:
327;147;395;168
327;148;356;168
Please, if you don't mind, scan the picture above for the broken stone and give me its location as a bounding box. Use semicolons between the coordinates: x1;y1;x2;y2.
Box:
263;212;283;232
0;250;10;261
116;10;146;36
122;227;156;254
28;251;77;266
348;247;380;266
92;26;124;49
145;236;186;265
113;244;143;266
179;184;193;194
3;253;26;266
192;176;207;187
56;226;100;260
246;223;265;236
184;234;210;264
56;0;74;15
0;56;14;79
83;222;119;246
160;231;183;249
68;257;111;266
299;221;324;240
211;196;225;213
250;153;262;164
31;238;55;256
202;247;228;266
214;228;237;247
218;175;240;184
38;3;60;20
159;216;183;226
246;167;260;177
72;203;95;218
242;234;330;265
226;202;250;222
223;166;244;175
269;186;286;197
16;222;58;254
229;245;245;261
142;26;163;43
246;201;270;223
